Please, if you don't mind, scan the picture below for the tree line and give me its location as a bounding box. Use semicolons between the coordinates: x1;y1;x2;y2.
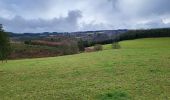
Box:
118;28;170;41
78;28;170;49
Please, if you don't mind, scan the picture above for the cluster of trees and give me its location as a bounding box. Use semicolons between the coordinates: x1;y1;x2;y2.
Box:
24;39;79;56
77;28;170;49
0;24;11;62
59;40;79;55
25;40;62;46
118;28;170;41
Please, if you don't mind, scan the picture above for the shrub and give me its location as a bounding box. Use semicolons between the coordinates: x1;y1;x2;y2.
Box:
99;90;131;100
94;44;103;51
112;42;121;49
59;40;79;55
24;40;32;45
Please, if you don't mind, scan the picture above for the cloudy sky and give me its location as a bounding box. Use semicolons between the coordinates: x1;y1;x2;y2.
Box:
0;0;170;33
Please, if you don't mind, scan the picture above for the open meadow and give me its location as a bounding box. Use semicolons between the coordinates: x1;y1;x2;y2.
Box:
0;38;170;100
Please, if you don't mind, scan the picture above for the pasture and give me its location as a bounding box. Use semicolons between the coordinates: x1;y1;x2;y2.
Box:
0;38;170;100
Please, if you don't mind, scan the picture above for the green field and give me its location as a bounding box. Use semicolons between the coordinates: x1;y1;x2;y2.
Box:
0;38;170;100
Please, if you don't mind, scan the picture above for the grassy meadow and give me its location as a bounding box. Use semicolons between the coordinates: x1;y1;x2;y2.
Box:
0;38;170;100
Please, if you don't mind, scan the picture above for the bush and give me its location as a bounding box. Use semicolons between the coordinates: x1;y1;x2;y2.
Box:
59;40;79;55
94;44;103;51
112;42;121;49
24;40;32;45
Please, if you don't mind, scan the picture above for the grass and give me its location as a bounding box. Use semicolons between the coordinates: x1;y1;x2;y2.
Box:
0;37;170;100
103;37;170;50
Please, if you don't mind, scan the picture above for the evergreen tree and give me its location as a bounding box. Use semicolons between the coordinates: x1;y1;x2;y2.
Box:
0;24;11;62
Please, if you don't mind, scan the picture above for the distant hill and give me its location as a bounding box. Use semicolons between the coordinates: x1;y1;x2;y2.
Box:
8;29;128;37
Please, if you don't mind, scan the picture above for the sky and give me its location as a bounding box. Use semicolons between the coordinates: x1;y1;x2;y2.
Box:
0;0;170;33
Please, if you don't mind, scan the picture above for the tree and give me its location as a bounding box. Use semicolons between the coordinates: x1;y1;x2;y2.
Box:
78;39;85;51
0;24;11;62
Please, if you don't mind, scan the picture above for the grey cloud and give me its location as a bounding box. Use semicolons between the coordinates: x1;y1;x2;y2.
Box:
0;0;52;19
109;0;170;17
141;19;170;29
0;0;170;32
79;22;112;31
104;0;170;29
0;10;82;33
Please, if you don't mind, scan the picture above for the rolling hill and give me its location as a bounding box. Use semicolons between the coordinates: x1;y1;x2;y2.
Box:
0;38;170;100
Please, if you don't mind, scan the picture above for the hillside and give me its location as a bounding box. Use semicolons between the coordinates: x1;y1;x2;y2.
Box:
0;38;170;100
